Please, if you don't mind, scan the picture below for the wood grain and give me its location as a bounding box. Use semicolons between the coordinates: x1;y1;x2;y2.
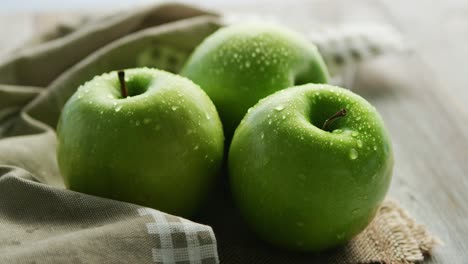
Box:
0;0;467;263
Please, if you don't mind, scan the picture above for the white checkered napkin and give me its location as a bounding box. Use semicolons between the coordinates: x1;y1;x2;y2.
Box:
138;208;219;264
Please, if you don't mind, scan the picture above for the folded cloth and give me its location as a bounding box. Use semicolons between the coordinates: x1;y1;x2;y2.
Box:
0;3;437;263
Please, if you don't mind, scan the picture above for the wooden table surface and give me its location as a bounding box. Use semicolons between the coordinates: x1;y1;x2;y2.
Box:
1;0;467;263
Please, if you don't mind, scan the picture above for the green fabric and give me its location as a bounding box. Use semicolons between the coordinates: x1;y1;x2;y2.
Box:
0;4;220;264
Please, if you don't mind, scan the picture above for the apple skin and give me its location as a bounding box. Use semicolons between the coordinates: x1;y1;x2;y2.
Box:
181;23;329;140
57;68;224;217
229;84;393;251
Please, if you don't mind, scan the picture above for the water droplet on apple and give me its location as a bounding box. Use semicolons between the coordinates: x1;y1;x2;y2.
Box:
78;94;83;99
135;120;140;126
373;145;378;151
351;208;360;214
115;105;122;112
356;116;361;121
268;120;272;125
357;140;363;148
336;232;345;240
99;110;103;114
274;105;284;111
349;148;358;160
154;124;161;131
332;129;343;134
245;61;251;68
351;131;359;137
282;115;286;120
298;173;306;180
194;145;199;150
261;133;264;139
143;118;151;124
206;114;211;120
172;106;178;111
84;89;89;93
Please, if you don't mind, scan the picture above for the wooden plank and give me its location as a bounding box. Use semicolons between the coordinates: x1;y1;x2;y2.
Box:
378;0;468;107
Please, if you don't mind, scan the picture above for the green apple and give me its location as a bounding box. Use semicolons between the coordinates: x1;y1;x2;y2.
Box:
181;23;329;140
229;84;393;251
57;68;224;217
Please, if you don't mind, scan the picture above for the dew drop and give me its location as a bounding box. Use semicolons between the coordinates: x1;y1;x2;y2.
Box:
332;129;343;134
349;148;359;160
351;131;359;137
356;116;362;121
135;120;141;126
115;105;122;112
172;106;178;111
298;173;306;180
143;118;151;124
336;232;345;240
274;105;285;111
194;145;199;150
206;114;211;120
282;115;286;120
261;133;264;139
357;140;363;148
373;145;378;151
154;124;161;131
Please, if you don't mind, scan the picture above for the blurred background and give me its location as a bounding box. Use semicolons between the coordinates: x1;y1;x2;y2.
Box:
1;0;467;105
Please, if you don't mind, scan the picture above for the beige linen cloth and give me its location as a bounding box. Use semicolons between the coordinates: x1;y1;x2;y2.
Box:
0;3;437;263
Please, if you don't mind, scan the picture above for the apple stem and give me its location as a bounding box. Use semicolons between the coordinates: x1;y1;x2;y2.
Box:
118;70;128;98
322;108;347;131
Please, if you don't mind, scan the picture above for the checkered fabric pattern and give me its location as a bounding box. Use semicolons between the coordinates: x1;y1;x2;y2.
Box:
138;208;219;264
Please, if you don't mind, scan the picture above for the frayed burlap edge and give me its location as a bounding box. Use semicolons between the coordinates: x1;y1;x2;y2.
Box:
331;200;439;264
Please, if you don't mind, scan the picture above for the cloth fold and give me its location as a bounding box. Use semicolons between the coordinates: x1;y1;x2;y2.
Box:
0;3;436;263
